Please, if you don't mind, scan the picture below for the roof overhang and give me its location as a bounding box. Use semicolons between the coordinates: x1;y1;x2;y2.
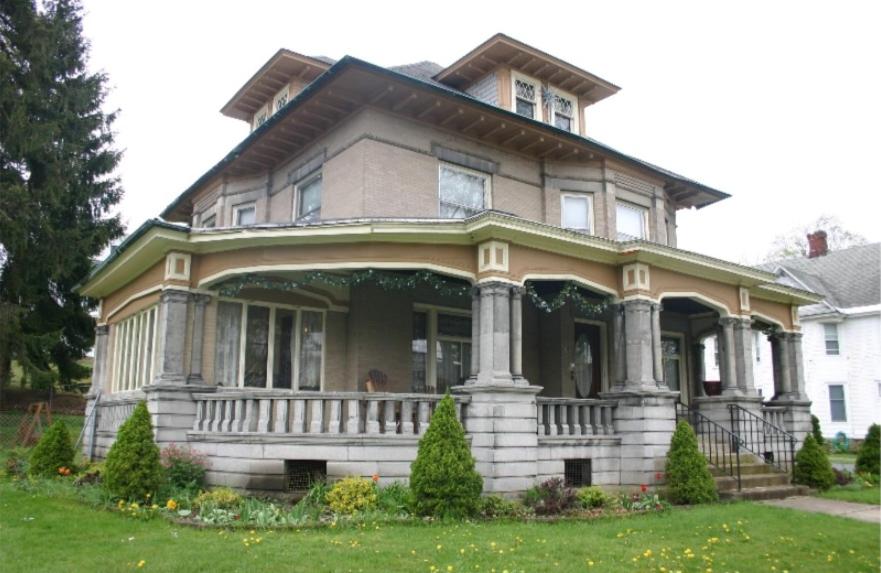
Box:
435;33;620;105
220;49;332;121
79;212;820;309
162;57;728;222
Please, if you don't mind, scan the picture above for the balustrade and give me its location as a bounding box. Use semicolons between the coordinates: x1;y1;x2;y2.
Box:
536;398;617;436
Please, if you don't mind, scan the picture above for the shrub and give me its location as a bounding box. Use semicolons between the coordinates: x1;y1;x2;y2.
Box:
793;434;835;491
104;402;163;500
410;394;483;518
664;420;718;504
161;444;207;492
194;487;243;510
811;415;825;446
833;467;853;486
28;420;76;477
523;478;577;515
326;476;377;514
576;485;609;509
74;462;105;486
855;424;880;476
4;447;31;478
376;482;413;515
477;495;529;519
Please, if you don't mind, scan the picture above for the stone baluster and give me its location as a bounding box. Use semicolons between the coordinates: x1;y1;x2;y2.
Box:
193;400;205;431
383;399;397;434
536;402;545;435
243;399;257;432
257;399;272;433
417;400;430;435
327;399;342;434
546;404;557;436
291;399;306;433
400;400;414;435
231;399;244;432
558;403;570;435
309;399;324;433
603;405;614;435
208;401;221;432
345;399;361;434
274;400;289;433
366;400;381;434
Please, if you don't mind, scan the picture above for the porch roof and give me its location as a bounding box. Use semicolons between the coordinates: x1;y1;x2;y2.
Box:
77;212;821;308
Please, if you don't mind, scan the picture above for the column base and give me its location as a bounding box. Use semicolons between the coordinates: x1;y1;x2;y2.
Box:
692;395;763;432
186;374;204;384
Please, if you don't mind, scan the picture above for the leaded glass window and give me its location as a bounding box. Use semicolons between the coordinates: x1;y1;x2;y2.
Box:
514;78;537;119
438;164;488;218
553;94;574;131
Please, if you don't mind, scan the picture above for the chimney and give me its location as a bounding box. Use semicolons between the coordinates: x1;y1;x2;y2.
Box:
807;230;828;258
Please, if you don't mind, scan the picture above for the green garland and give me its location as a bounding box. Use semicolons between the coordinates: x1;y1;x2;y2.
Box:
525;282;609;316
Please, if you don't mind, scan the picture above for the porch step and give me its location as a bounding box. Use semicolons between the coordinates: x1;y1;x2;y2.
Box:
720;484;811;501
709;463;778;477
714;472;792;492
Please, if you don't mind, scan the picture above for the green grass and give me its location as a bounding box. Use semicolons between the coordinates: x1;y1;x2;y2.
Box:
818;484;881;505
828;453;857;464
0;482;878;572
0;413;84;449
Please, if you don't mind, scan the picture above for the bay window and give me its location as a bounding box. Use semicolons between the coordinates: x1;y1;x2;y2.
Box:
411;307;471;394
214;300;324;389
561;193;594;233
438;163;490;218
616;201;648;241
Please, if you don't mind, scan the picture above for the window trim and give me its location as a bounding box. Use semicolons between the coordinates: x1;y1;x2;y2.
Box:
828;383;847;422
232;202;257;226
615;200;649;241
437;162;492;219
273;86;290;114
549;86;579;134
560;192;594;234
218;297;326;391
111;306;159;393
511;71;540;120
413;303;472;393
251;104;269;131
823;322;840;356
294;172;322;223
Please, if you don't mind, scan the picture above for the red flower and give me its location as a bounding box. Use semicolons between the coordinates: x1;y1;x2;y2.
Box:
372;473;380;483
655;472;663;481
640;484;648;493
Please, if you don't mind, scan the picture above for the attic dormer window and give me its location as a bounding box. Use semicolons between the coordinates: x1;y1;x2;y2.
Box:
513;74;538;119
274;87;289;113
553;94;574;131
252;104;269;131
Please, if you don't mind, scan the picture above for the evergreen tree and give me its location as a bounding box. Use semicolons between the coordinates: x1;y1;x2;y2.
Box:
104;402;162;500
410;394;482;518
0;0;123;397
28;419;75;477
810;415;825;446
664;420;718;504
855;424;879;476
793;434;835;491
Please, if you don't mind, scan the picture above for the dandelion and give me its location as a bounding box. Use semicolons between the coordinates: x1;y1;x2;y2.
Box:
166;499;178;511
137;560;146;568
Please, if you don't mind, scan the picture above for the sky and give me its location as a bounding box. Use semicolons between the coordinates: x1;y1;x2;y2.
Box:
80;0;881;264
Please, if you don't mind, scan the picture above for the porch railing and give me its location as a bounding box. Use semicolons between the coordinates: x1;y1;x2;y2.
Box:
536;398;617;436
729;403;796;474
676;401;742;491
191;391;469;437
760;405;786;431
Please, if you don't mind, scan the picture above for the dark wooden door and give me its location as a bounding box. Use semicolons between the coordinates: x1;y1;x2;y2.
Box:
573;323;602;398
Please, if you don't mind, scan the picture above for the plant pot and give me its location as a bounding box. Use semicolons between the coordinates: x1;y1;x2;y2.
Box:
702;380;722;396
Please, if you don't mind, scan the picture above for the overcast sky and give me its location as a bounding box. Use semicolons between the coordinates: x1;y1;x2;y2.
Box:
80;0;880;264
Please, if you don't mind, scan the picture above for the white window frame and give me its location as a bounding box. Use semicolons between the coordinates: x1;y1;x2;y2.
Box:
560;192;594;234
201;213;216;228
111;305;159;393
413;304;472;393
511;71;540;120
549;86;579;133
273;86;290;114
294;172;322;222
828;383;847;422
218;298;326;391
232;202;257;226
251;104;269;131
437;162;492;219
823;323;840;356
615;201;649;241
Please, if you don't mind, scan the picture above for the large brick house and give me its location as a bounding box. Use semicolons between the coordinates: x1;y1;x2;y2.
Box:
79;34;820;495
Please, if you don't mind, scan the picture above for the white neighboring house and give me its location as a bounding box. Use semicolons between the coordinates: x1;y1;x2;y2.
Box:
705;239;881;440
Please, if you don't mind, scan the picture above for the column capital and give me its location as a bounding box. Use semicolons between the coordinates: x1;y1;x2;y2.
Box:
620;298;654;311
95;324;109;336
191;293;212;306
718;316;740;327
510;285;526;298
159;288;191;304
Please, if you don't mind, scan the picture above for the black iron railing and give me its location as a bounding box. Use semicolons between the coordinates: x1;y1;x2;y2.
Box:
676;402;742;491
728;403;797;474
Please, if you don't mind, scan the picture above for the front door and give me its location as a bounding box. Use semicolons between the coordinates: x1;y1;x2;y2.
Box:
573;323;602;398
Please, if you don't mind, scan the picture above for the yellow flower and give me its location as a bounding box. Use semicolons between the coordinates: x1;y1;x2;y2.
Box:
166;499;178;511
137;560;146;568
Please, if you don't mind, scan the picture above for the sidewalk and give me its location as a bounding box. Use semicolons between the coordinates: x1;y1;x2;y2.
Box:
760;496;880;524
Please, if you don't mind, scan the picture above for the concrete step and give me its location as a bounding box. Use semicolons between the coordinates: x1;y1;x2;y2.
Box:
710;463;783;477
720;484;811;501
714;472;792;492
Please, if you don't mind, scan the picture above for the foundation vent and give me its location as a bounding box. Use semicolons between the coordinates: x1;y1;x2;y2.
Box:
563;458;592;487
284;460;327;492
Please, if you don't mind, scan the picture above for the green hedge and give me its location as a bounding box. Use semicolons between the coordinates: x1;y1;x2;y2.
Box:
28;421;76;477
104;402;162;500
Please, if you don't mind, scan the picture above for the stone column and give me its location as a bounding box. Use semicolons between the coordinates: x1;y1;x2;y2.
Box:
650;303;664;387
691;342;706;398
510;286;524;382
719;318;740;396
776;332;793;396
153;289;191;385
770;333;784;398
767;331;812;444
733;318;756;395
187;294;211;384
788;332;807;400
468;288;480;380
475;282;515;386
610;303;626;389
622;299;655;390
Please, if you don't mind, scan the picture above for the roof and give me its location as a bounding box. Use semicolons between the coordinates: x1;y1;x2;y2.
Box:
763;243;881;316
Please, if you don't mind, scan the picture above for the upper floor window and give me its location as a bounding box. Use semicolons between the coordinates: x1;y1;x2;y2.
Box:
823;323;840;355
513;73;539;120
438;163;490;219
202;214;216;228
551;89;578;133
252;104;269;131
274;87;289;113
561;193;594;234
233;202;257;226
828;384;846;422
296;173;322;222
616;201;648;241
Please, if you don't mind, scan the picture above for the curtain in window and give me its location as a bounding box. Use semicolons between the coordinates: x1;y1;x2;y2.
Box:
436;341;470;395
616;203;647;240
244;305;270;387
214;302;242;387
562;195;590;231
298;311;323;390
297;176;322;222
829;385;847;421
273;309;295;389
439;167;486;218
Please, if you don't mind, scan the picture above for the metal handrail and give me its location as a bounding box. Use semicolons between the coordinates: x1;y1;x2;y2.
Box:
728;403;797;475
676;401;742;491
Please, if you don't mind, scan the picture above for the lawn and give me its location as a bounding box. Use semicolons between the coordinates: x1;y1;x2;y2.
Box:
0;482;878;573
818;484;881;505
828;453;857;465
0;413;84;449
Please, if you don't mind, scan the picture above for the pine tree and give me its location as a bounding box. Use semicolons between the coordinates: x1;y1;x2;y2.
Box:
28;420;75;477
793;434;835;491
0;0;124;397
664;420;718;504
410;394;483;518
104;402;162;500
855;424;879;476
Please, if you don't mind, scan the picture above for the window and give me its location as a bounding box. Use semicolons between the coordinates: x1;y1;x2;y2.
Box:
551;91;577;133
214;300;324;389
411;307;471;394
823;323;840;355
662;336;682;391
201;214;216;228
512;74;538;119
274;87;289;113
295;174;322;222
829;384;846;422
616;201;648;241
438;163;490;218
252;105;269;131
564;459;592;487
233;202;257;226
561;193;593;233
111;306;159;392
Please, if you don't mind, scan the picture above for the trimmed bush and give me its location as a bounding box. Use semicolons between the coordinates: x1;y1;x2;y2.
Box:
326;476;377;514
664;420;718;504
104;402;162;500
28;420;76;477
811;415;825;446
576;485;609;509
793;434;835;491
410;394;483;518
524;478;577;515
855;424;880;476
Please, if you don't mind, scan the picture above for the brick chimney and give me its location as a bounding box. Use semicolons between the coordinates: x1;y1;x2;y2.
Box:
807;230;828;258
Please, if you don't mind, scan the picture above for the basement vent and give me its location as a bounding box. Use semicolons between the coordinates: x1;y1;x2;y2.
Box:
564;459;592;488
284;460;327;492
